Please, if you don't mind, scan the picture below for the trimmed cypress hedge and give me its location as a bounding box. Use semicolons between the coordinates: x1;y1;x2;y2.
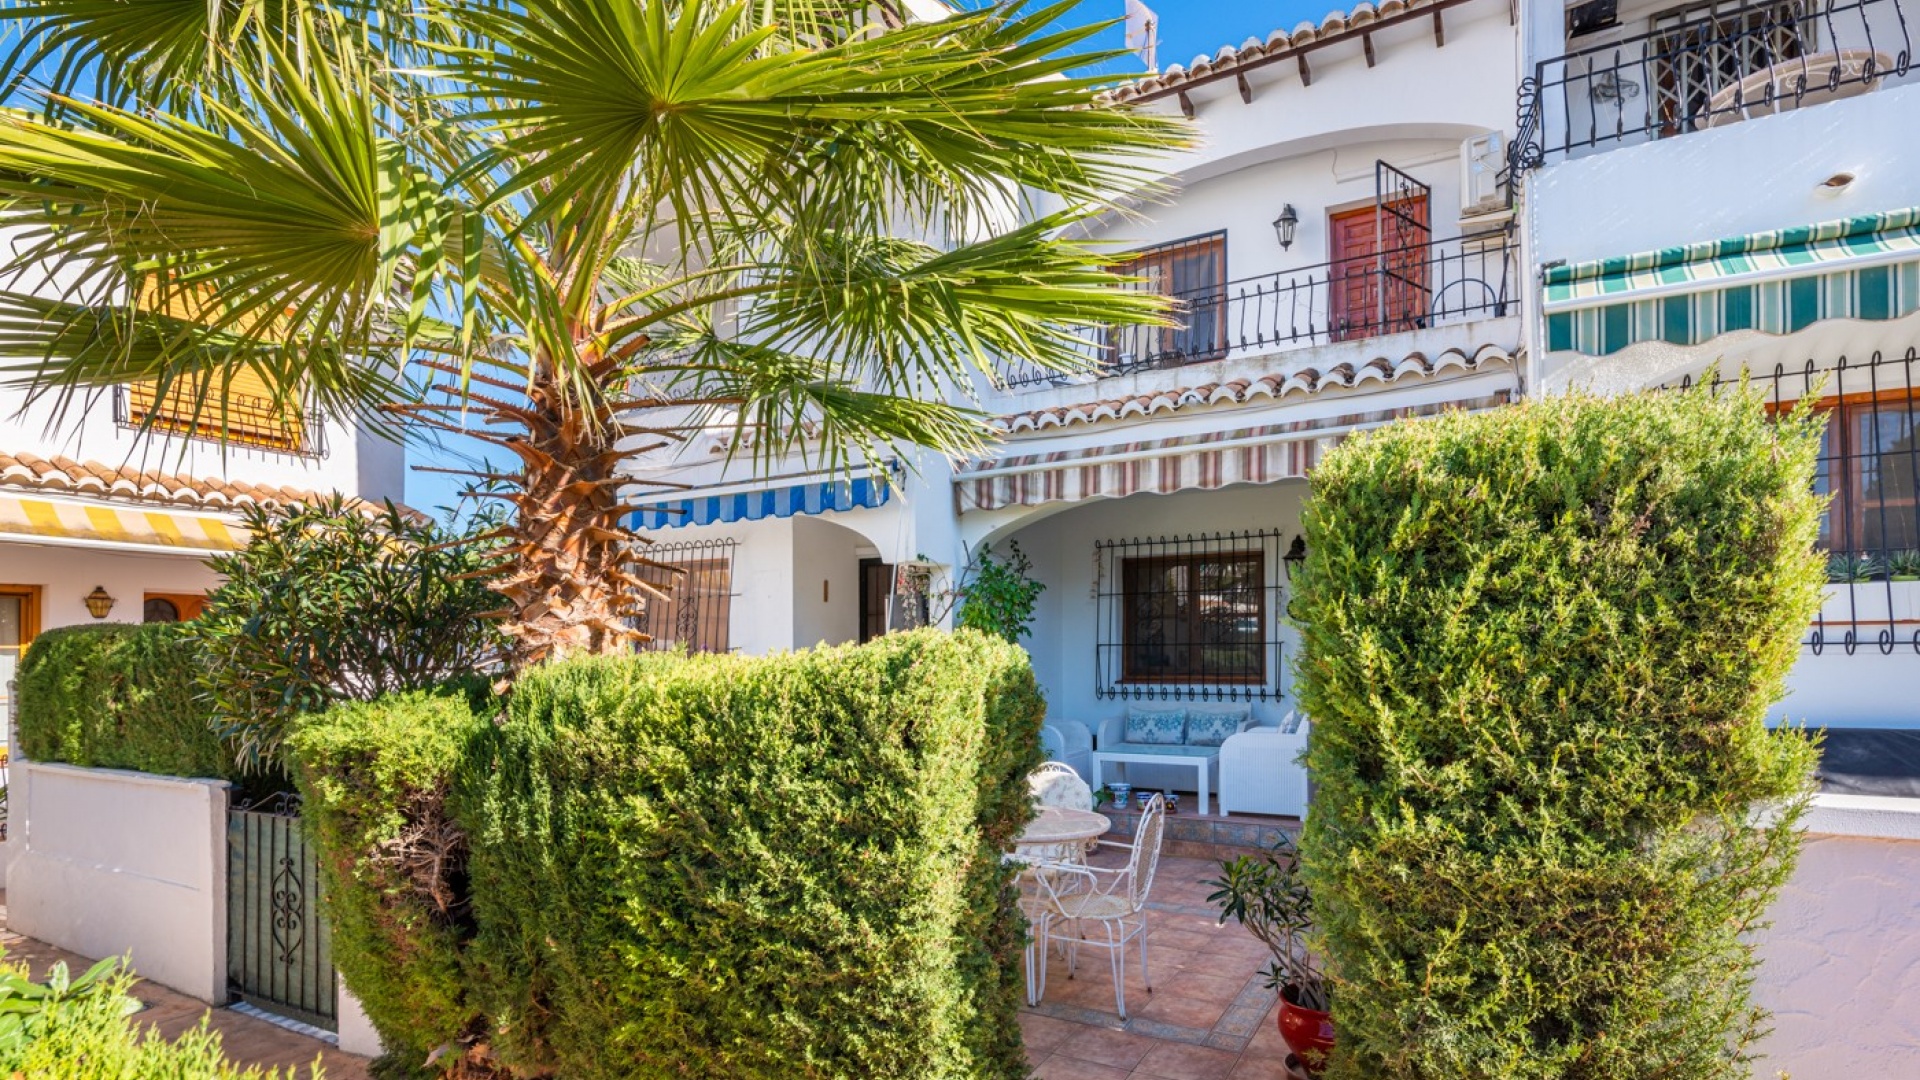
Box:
15;623;235;780
1293;387;1824;1080
291;629;1044;1080
287;688;490;1070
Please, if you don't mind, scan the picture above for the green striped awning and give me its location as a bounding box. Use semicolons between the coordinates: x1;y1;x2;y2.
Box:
1544;207;1920;356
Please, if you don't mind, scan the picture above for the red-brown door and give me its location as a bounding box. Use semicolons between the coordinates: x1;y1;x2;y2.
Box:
1329;198;1430;342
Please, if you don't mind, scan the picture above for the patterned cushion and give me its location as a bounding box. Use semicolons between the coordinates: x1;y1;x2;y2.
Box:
1185;710;1249;747
1125;708;1187;745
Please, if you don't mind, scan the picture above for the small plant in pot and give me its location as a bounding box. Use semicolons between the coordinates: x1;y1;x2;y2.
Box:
1207;834;1331;1076
1888;549;1920;582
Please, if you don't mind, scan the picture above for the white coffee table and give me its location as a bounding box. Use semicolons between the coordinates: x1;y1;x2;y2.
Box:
1089;749;1219;816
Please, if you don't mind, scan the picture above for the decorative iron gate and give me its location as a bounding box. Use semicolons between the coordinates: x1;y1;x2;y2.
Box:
1374;160;1434;334
227;794;336;1028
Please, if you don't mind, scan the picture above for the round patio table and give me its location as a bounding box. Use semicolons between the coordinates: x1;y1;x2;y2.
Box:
1015;806;1110;855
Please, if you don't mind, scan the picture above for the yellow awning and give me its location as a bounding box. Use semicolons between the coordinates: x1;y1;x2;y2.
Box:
0;495;246;554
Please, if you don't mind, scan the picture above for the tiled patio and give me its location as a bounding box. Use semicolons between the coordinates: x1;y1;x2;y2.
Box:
1019;855;1300;1080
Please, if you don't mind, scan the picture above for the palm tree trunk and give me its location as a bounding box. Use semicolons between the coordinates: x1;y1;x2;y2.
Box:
486;354;651;670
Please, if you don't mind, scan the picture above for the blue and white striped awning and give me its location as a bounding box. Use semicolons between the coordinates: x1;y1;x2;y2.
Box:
629;466;896;531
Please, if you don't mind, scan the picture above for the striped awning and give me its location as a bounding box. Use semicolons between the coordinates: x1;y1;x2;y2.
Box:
629;465;897;531
955;393;1511;514
1544;207;1920;356
0;495;246;553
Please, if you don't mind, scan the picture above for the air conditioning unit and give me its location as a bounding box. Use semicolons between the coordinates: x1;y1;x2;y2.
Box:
1460;131;1507;215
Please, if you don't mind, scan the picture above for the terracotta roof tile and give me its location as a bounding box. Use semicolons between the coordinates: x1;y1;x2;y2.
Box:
0;451;354;513
993;343;1516;432
1100;0;1452;105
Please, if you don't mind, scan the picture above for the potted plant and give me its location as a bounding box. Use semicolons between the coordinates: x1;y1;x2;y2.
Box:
1888;549;1920;582
1207;834;1332;1076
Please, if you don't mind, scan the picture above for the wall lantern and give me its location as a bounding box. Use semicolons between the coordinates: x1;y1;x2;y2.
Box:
1272;204;1299;251
1282;536;1307;582
84;585;117;619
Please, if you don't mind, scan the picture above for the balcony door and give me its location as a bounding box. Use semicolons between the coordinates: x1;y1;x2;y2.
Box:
1329;195;1430;342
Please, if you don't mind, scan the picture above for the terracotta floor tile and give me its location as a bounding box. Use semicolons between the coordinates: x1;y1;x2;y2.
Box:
1227;1050;1298;1080
1020;1012;1087;1054
1034;1053;1135;1080
1133;988;1230;1030
1053;1027;1162;1070
1132;1040;1242;1080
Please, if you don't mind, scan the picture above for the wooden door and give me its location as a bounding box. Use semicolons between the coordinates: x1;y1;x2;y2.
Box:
1;586;39;752
1329;199;1430;342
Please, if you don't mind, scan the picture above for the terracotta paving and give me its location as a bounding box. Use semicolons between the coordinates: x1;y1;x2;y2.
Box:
1;858;1292;1080
0;893;371;1079
1019;855;1301;1080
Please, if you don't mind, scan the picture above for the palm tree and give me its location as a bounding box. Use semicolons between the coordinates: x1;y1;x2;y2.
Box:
0;0;1184;670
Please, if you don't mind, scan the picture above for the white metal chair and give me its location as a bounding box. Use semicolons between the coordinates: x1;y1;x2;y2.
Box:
1029;793;1166;1018
1013;761;1098;1004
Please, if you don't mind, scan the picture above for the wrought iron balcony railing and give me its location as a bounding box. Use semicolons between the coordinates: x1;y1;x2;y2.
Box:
1513;0;1913;169
992;228;1516;391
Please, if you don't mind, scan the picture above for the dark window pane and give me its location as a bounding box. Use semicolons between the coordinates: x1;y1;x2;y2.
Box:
1121;552;1264;683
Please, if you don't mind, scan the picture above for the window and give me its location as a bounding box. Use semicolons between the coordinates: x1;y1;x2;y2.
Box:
119;277;310;453
1807;390;1920;554
633;540;735;653
1120;551;1266;684
1107;233;1228;369
1651;0;1814;136
144;593;206;623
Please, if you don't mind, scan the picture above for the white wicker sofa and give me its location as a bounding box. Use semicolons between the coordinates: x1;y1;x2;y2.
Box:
1091;706;1256;816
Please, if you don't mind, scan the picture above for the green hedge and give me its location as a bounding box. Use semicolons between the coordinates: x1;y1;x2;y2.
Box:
288;689;490;1071
292;629;1043;1080
1293;387;1824;1080
15;623;235;780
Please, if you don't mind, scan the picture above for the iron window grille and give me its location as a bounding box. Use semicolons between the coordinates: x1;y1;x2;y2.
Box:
1513;0;1910;169
632;538;738;654
1095;530;1289;701
1673;349;1919;655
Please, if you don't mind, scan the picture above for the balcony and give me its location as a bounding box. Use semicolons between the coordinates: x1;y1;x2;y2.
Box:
1514;0;1912;168
992;228;1517;391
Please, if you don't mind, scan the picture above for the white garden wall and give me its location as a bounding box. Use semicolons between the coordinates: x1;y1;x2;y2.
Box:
4;761;229;1003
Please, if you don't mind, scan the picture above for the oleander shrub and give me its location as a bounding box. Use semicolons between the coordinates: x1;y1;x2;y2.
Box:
459;628;1044;1079
1292;386;1825;1080
0;953;304;1079
197;498;505;777
15;623;235;779
287;687;492;1074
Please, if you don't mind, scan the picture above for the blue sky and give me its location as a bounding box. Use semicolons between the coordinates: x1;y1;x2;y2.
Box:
403;0;1338;518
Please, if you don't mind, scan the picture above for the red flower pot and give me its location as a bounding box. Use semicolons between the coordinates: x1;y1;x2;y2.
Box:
1276;984;1334;1076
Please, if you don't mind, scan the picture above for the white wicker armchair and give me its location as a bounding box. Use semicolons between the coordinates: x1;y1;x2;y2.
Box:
1040;719;1093;783
1218;716;1310;817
